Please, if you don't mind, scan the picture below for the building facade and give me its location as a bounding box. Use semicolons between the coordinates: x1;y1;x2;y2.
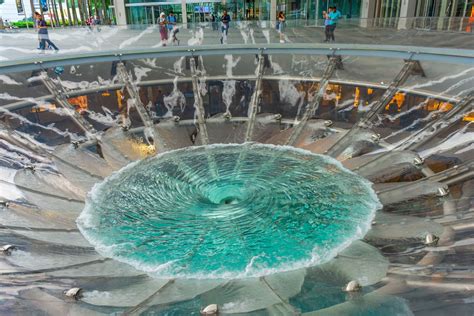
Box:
110;0;474;28
0;0;33;22
111;0;363;25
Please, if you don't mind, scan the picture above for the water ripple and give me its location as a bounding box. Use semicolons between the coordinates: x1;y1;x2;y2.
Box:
77;143;381;279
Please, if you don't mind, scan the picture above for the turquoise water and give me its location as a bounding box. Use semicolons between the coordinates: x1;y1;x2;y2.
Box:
77;143;381;278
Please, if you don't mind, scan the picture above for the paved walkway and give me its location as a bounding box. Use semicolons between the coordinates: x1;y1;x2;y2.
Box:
0;23;473;64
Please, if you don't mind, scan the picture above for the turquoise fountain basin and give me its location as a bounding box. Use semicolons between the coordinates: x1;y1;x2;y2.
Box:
77;143;381;279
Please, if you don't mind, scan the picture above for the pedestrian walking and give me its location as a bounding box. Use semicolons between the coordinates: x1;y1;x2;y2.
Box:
94;15;102;32
167;11;179;45
158;12;168;45
35;12;59;52
86;16;94;31
277;11;286;43
220;10;231;44
328;6;342;42
34;12;42;49
323;10;331;42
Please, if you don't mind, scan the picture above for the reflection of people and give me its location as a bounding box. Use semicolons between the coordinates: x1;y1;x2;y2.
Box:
158;12;168;45
35;12;59;52
220;10;231;44
387;101;398;115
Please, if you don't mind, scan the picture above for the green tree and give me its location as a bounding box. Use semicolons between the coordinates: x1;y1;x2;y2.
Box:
65;0;73;25
29;0;35;20
71;0;79;25
57;0;67;26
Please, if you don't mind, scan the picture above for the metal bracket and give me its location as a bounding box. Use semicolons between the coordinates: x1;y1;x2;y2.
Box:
189;57;209;145
116;62;165;150
406;91;473;151
39;71;97;141
285;56;338;146
325;59;425;158
245;50;266;142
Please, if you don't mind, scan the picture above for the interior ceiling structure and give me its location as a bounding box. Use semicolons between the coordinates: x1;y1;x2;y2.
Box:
0;24;473;315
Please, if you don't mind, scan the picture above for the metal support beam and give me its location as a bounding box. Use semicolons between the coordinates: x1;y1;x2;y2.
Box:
428;159;474;186
359;59;424;128
245;52;266;142
1;45;473;76
376;159;474;205
0;122;50;157
351;92;472;179
123;280;175;315
3;74;461;113
285;56;339;146
0;178;84;204
40;72;97;141
406;92;473;151
0;124;103;180
189;57;209;145
188;57;220;179
116;62;165;150
325;59;424;157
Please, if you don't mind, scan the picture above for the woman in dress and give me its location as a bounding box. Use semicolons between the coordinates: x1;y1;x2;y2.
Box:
158;12;168;46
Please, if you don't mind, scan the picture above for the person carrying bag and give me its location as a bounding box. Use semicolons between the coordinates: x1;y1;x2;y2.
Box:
167;11;180;45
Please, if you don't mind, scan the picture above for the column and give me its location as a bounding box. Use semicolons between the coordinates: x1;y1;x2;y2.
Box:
270;0;277;22
360;0;376;27
181;0;187;24
448;0;459;30
114;0;127;25
437;0;449;30
397;0;416;29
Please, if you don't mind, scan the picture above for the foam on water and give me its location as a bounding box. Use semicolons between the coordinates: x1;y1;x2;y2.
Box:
77;143;381;279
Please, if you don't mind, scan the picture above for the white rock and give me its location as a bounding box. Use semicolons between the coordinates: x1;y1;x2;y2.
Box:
425;233;439;246
201;304;218;315
344;280;361;292
65;287;82;299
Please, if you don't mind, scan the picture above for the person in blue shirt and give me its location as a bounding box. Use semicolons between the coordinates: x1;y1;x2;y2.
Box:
327;6;342;42
167;11;179;45
34;12;59;52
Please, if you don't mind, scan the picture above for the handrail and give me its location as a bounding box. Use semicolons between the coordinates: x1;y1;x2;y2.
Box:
0;43;473;75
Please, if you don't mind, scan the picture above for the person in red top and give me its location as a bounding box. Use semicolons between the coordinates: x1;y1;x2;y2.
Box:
86;16;94;31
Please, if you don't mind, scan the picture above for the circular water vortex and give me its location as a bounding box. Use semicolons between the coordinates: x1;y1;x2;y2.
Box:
77;143;381;279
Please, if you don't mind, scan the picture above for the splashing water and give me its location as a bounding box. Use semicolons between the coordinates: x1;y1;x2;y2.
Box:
188;28;204;46
221;55;241;115
163;78;186;118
